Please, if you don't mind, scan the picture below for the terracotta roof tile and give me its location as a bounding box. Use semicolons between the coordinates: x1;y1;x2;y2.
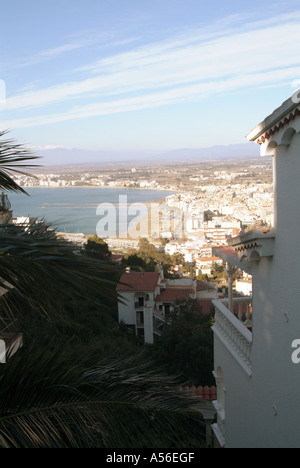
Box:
196;280;215;291
117;272;160;291
180;386;217;401
155;289;190;302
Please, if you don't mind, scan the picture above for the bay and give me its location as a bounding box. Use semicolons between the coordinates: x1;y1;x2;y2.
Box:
7;187;173;236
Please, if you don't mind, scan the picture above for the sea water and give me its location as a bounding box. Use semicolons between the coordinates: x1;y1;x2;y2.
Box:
8;187;172;236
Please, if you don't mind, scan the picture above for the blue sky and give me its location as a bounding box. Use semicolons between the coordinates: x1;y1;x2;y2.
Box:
1;0;300;159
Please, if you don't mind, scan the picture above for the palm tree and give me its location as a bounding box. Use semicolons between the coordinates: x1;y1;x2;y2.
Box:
0;131;207;448
0;346;205;448
0;129;39;193
0;130;121;320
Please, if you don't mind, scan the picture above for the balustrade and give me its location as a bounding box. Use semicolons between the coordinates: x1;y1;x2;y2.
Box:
212;297;253;376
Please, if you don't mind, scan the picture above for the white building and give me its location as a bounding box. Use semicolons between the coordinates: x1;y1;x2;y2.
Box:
211;95;300;448
195;256;223;276
117;271;197;344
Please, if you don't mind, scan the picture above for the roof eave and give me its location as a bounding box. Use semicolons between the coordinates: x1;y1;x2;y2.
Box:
246;95;299;142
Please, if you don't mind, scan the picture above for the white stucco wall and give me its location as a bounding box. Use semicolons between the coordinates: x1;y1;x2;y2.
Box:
118;290;155;344
143;308;154;344
118;291;136;325
221;132;300;448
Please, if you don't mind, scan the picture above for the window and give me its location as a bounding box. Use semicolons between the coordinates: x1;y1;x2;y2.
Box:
137;311;144;325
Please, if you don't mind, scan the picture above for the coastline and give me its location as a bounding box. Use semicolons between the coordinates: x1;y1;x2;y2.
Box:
20;184;175;194
10;186;173;240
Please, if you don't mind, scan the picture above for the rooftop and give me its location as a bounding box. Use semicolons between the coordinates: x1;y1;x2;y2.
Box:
197;280;216;291
117;272;160;292
247;95;300;142
213;229;275;273
155;288;190;302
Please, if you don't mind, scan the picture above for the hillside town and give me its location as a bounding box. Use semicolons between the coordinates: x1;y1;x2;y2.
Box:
2;94;300;450
8;157;272;316
2;0;300;450
12;157;274;263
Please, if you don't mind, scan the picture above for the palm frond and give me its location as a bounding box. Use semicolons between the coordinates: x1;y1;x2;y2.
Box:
0;130;40;194
0;130;206;449
0;221;121;319
0;345;206;448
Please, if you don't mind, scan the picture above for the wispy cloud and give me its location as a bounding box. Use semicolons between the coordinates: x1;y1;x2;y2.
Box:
4;30;120;70
30;144;73;150
2;11;300;128
4;66;300;130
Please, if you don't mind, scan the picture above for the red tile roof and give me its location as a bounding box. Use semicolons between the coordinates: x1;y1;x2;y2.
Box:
117;272;160;291
155;288;190;302
196;280;215;291
180;386;217;401
256;108;300;145
196;256;220;262
111;254;124;263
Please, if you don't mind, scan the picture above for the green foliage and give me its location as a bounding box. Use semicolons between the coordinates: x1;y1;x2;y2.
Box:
0;130;208;448
0;222;121;322
0;346;206;448
121;253;148;271
0;130;39;194
84;235;112;260
149;301;214;386
122;238;186;278
211;261;226;279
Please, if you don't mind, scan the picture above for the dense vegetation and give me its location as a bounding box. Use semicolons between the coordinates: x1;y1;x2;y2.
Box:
0;130;212;448
122;237;194;277
115;237;215;385
148;301;214;387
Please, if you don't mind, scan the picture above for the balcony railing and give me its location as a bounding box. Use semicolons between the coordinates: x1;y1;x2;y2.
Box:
153;309;166;322
212;297;253;377
222;296;252;330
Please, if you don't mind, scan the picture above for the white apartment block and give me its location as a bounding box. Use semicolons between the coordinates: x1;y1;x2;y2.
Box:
211;95;300;448
117;270;197;344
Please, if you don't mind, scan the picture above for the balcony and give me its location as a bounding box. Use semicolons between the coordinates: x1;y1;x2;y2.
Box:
0;318;23;362
212;297;253;377
222;296;252;330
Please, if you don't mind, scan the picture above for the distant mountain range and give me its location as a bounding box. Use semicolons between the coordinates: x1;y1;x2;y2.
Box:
35;142;260;168
157;143;260;161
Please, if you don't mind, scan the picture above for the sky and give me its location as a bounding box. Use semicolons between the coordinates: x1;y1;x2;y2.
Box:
1;0;300;161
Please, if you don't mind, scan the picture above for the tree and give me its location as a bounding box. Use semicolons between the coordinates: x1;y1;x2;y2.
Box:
0;130;39;193
84;235;112;260
137;237;157;262
0;345;206;448
0;130;206;448
172;252;185;266
149;300;214;386
125;239;184;278
122;253;148;271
